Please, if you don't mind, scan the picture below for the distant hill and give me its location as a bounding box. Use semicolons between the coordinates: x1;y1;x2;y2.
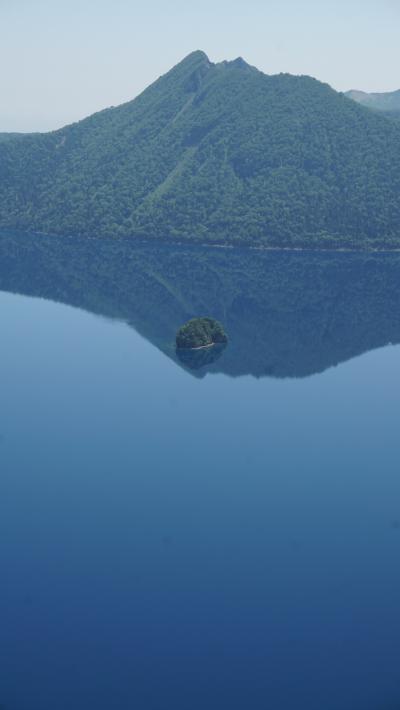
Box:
346;89;400;121
1;52;400;249
346;88;400;109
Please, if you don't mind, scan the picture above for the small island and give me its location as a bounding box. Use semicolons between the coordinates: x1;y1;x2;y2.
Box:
176;317;228;350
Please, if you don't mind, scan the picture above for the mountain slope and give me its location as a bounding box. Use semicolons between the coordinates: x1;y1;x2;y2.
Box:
1;51;400;248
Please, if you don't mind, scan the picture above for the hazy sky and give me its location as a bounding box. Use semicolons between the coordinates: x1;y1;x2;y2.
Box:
1;0;399;132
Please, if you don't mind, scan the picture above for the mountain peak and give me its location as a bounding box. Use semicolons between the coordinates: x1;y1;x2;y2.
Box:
215;56;258;74
175;52;258;74
177;50;211;69
185;50;210;62
231;56;251;69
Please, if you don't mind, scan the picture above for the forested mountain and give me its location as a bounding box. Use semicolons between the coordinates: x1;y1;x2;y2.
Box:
346;89;400;121
1;51;400;248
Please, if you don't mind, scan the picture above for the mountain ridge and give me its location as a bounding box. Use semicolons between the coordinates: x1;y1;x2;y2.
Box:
1;52;400;249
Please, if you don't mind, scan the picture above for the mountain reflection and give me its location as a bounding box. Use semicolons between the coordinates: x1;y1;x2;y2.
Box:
1;229;400;379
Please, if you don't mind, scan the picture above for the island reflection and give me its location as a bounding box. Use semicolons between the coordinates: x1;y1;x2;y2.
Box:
1;229;400;379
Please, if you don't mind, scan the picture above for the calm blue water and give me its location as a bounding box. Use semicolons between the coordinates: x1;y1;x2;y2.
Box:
1;233;400;710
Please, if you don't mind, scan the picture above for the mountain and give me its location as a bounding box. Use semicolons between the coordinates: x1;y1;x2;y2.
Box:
1;52;400;249
2;229;400;378
346;89;400;120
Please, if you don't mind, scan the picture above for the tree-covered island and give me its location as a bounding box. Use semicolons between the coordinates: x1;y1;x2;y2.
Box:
176;317;228;349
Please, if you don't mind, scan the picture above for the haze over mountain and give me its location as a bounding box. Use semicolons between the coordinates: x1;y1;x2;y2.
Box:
346;88;400;121
1;51;400;249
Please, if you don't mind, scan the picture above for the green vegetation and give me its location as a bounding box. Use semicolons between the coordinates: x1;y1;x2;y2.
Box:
176;317;228;349
1;51;400;249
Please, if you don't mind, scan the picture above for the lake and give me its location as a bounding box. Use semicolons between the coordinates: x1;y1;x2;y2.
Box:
1;231;400;710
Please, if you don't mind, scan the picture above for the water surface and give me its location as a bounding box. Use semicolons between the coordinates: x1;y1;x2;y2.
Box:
1;232;400;710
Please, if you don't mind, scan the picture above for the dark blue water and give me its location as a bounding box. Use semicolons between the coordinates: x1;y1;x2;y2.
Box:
1;233;400;710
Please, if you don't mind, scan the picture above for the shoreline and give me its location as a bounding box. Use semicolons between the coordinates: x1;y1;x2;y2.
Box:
4;227;400;255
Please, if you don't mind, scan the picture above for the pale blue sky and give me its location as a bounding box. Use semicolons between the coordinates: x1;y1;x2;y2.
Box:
1;0;399;132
